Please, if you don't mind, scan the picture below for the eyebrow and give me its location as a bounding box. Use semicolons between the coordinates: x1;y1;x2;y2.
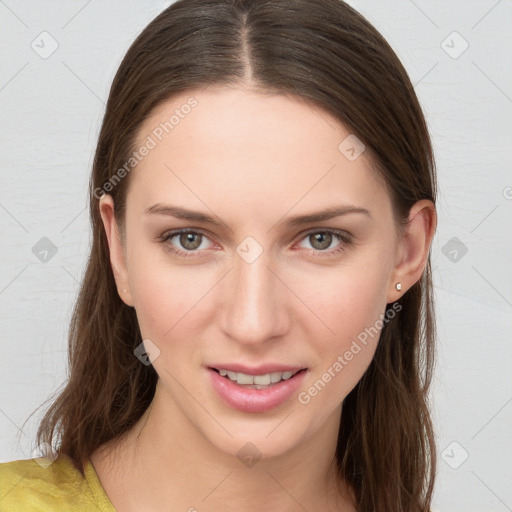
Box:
145;203;371;229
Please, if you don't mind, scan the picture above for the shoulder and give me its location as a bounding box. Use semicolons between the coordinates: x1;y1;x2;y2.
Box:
0;454;115;511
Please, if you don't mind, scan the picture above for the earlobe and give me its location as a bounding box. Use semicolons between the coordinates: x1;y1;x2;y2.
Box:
388;199;437;301
98;195;134;307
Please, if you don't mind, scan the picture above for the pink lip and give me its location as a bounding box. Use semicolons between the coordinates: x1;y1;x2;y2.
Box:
208;363;304;375
207;367;307;413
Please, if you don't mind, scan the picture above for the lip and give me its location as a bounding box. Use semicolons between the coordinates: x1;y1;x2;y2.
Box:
207;367;308;413
207;363;304;375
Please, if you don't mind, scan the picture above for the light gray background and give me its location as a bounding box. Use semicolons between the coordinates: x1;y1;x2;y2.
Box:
1;1;511;511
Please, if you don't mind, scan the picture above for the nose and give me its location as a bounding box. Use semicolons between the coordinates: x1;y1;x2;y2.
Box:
219;249;289;346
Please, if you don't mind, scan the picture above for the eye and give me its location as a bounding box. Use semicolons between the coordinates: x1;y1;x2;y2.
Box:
296;229;352;256
158;228;352;259
159;229;214;257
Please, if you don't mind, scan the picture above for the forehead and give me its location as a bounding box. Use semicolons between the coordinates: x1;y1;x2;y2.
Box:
127;86;392;223
136;85;345;154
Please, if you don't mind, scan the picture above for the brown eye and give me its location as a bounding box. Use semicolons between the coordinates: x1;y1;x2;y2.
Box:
309;232;333;251
296;229;352;257
159;229;214;257
179;232;202;250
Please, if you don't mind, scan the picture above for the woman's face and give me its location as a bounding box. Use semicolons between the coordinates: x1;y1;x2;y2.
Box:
102;85;406;459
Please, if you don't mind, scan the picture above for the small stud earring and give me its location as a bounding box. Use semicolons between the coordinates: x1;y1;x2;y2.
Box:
395;282;402;291
122;288;128;293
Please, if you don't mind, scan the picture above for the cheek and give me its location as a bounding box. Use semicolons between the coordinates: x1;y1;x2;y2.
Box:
126;238;189;330
129;263;217;381
130;261;211;340
294;259;390;346
291;260;390;402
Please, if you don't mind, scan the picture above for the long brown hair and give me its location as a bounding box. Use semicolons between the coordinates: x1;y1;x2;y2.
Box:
32;0;437;509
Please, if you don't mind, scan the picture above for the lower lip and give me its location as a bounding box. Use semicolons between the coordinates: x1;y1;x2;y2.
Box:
207;368;307;413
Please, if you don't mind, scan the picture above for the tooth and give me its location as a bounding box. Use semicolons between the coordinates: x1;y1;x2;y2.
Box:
270;372;282;383
219;368;298;385
237;373;254;385
253;374;271;385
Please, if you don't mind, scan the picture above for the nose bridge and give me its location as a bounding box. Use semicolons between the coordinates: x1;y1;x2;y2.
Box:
221;248;286;344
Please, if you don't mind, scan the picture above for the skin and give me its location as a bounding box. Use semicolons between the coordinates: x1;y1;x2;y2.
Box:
93;84;436;512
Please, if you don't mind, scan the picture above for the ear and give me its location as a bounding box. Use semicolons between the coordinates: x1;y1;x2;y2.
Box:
98;194;134;307
387;199;437;302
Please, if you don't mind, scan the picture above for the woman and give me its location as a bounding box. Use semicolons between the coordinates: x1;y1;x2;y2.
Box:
0;0;437;510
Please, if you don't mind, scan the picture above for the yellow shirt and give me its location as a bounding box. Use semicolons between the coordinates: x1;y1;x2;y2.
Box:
0;455;116;511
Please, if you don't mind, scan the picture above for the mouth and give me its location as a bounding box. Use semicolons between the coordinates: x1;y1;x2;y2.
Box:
207;365;308;413
208;367;307;389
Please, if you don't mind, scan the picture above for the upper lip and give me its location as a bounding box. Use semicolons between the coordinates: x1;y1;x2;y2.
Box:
208;363;306;375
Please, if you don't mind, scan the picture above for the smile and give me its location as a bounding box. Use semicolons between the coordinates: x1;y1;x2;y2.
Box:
207;367;308;412
212;367;303;389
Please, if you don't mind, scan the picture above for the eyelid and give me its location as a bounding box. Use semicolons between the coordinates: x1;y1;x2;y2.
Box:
293;228;352;253
297;227;352;241
159;227;353;257
160;228;217;251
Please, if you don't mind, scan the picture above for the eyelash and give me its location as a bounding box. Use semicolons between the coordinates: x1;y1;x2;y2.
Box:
157;228;353;259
